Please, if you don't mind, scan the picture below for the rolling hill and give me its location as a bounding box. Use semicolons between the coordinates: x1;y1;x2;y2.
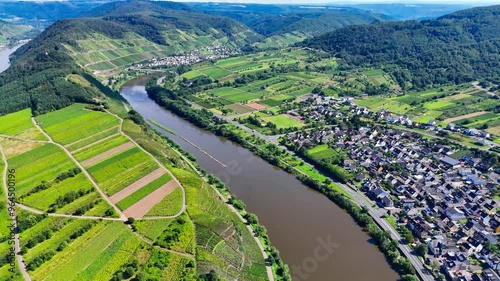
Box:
192;3;391;49
0;1;102;27
348;3;471;20
302;4;500;90
0;20;32;45
0;0;261;116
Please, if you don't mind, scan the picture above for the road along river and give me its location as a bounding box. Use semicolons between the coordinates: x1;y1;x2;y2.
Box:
120;77;400;281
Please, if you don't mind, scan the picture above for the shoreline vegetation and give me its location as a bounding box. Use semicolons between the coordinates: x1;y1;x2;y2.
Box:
126;105;290;280
148;119;178;135
145;83;419;280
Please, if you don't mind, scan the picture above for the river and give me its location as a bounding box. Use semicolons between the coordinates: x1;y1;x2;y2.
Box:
120;77;400;281
0;45;22;73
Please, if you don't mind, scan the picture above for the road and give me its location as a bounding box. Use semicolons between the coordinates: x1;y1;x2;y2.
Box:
186;101;435;281
0;145;31;281
472;81;499;98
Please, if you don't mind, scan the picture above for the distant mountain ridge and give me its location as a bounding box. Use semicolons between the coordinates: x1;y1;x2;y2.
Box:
301;4;500;90
347;3;472;20
191;3;392;49
0;0;261;116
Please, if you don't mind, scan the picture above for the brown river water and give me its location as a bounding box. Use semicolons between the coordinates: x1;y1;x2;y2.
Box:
120;77;400;281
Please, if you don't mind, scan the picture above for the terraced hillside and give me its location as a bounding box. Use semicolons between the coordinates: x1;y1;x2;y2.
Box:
0;102;270;280
62;0;261;76
0;0;261;117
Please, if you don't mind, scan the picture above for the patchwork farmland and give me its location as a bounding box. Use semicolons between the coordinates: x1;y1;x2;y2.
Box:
0;103;269;281
36;104;185;219
179;49;398;135
354;84;500;135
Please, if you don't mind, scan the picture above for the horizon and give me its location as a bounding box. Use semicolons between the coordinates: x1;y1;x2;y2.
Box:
0;0;497;5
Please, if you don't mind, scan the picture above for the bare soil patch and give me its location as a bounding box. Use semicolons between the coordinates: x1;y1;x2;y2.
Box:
81;142;134;166
248;103;267;110
109;168;165;202
443;111;488;123
0;138;43;158
123;180;178;218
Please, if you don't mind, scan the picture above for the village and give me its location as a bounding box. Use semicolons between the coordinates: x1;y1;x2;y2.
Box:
134;44;241;69
284;94;500;281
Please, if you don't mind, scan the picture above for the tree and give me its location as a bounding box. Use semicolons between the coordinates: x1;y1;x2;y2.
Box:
401;275;418;281
254;225;267;237
414;243;428;257
400;228;414;244
244;213;258;225
398;258;416;275
430;260;440;271
199;270;220;281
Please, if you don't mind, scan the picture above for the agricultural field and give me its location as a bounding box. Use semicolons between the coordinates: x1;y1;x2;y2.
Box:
261;114;304;129
116;173;172;210
0;108;45;140
36;104;119;145
0;83;270;280
171;167;268;281
354;84;500;137
181;48;399;135
307;144;346;161
87;147;158;194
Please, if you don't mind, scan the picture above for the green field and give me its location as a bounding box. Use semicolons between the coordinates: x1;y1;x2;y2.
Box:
21;174;94;211
199;67;233;80
414;110;443;123
262;114;304;129
9;144;77;195
30;221;140;281
145;187;183;217
0;109;38;137
307;144;342;161
87;147;154;183
37;104;119;145
116;173;172;210
211;87;241;97
72;135;130;161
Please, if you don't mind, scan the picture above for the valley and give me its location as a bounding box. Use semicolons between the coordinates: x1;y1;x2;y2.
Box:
0;1;499;281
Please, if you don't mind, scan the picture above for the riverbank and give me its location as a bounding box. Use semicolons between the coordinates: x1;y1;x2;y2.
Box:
120;78;400;281
130;111;284;280
146;84;420;280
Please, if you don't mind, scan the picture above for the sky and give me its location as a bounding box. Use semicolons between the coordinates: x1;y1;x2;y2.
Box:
171;0;498;4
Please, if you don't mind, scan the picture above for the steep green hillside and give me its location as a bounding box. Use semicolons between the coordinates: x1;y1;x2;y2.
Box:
302;5;500;90
70;0;261;74
0;0;261;116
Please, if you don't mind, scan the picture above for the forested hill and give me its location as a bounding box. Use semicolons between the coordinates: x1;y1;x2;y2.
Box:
0;0;260;116
193;4;391;36
80;0;261;46
301;5;500;90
